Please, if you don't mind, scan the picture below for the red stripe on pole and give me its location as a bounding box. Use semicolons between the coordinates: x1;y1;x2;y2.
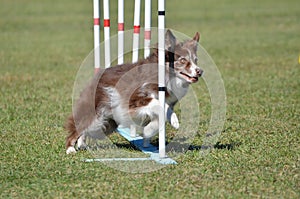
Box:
118;23;124;31
144;30;151;40
104;19;110;27
94;18;100;25
133;25;140;33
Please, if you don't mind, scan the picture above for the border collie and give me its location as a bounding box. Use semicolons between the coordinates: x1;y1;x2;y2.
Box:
65;30;203;154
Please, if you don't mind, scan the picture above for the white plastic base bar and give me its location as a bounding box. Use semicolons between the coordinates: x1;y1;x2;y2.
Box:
84;127;177;165
84;157;151;162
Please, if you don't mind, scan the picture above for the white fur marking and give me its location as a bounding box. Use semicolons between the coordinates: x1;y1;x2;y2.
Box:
165;103;180;129
170;112;179;129
187;48;199;77
106;87;132;127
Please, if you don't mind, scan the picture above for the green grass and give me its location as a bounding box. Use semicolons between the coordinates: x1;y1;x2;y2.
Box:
0;0;299;198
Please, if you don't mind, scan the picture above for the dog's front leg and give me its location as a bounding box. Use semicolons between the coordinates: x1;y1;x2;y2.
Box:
165;103;179;129
142;106;179;147
145;99;179;129
142;99;179;147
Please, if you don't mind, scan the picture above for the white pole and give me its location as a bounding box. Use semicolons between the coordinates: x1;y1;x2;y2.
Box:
118;0;124;65
130;0;141;137
132;0;141;63
103;0;111;68
93;0;100;74
158;0;166;158
144;0;151;58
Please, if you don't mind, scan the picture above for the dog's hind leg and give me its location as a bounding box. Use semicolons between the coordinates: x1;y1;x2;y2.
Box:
65;115;81;154
77;135;87;150
65;111;98;154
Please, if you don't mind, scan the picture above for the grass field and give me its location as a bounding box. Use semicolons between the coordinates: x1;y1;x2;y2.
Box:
0;0;299;198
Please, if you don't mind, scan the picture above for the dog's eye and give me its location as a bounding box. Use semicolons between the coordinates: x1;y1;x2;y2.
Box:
179;57;187;64
194;58;198;63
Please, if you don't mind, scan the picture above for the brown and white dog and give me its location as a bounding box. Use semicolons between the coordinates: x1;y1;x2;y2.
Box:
65;30;203;154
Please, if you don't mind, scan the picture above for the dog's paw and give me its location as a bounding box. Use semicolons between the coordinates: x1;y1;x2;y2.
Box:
170;112;180;129
66;147;77;154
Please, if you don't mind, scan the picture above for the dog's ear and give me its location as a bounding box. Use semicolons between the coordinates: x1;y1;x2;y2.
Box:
193;32;200;42
165;29;176;52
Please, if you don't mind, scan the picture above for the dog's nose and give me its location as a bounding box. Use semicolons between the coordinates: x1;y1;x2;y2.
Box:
196;68;204;76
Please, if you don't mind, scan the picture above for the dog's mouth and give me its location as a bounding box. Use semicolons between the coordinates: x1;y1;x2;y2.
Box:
179;72;199;83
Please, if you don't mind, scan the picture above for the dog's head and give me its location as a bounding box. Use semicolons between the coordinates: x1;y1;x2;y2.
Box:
166;30;203;83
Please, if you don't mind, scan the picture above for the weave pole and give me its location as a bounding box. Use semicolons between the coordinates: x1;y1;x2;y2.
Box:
132;0;141;63
158;0;166;158
118;0;124;64
144;0;151;58
103;0;111;68
89;0;175;164
93;0;100;74
130;0;141;137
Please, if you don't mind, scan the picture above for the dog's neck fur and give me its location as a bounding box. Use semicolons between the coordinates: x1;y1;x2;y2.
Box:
142;49;190;104
166;65;190;107
138;51;191;107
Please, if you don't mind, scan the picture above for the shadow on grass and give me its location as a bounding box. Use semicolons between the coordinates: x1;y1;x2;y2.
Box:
188;141;241;151
114;143;136;150
85;137;241;153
